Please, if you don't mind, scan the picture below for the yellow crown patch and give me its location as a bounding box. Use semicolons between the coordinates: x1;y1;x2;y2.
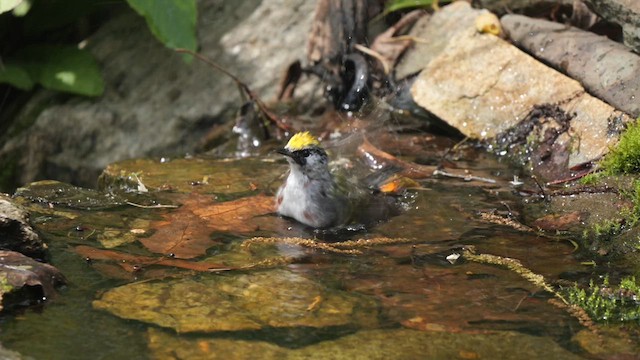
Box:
285;131;320;151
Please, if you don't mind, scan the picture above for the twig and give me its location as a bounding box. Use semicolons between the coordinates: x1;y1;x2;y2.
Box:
433;169;497;184
175;48;292;132
126;202;179;209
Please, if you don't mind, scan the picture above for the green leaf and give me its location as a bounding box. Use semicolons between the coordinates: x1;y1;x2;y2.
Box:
378;0;452;19
15;45;104;96
0;63;34;90
0;0;23;15
125;0;197;56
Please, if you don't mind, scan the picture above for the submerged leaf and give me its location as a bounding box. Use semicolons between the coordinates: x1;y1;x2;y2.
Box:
75;245;231;273
140;194;276;259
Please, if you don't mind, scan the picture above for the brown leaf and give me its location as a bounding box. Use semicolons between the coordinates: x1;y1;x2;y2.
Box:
140;194;219;259
368;10;425;74
75;245;232;273
193;194;275;233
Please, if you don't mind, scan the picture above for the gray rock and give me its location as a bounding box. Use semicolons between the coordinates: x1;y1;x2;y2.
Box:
0;0;318;190
502;14;640;118
409;2;631;173
0;194;46;259
584;0;640;52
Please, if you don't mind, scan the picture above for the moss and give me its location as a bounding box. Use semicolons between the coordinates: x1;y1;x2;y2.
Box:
601;118;640;175
565;275;640;323
0;274;13;294
579;172;605;186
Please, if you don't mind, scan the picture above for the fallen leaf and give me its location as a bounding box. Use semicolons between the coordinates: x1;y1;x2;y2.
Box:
75;245;232;273
193;194;275;233
140;194;276;259
140;194;219;259
367;10;425;74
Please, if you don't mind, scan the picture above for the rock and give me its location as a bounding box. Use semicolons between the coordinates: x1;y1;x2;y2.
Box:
0;194;46;259
473;0;574;16
395;2;484;79
502;14;640;118
0;0;318;191
97;157;284;195
14;180;125;210
147;327;583;360
0;250;66;311
584;0;640;52
408;2;631;177
93;269;378;333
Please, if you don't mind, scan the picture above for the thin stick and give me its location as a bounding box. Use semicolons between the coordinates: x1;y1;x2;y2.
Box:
175;48;292;132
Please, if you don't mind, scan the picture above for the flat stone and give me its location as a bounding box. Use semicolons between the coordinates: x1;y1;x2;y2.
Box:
93;269;378;333
148;327;583;360
410;2;631;168
584;0;640;52
502;14;640;118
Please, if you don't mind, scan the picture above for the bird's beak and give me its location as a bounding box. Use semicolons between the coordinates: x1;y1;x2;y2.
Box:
276;148;292;157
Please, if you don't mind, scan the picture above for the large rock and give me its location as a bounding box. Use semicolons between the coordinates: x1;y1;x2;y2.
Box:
502;14;640;118
147;327;583;360
0;0;318;191
409;2;630;174
93;269;378;333
0;194;46;259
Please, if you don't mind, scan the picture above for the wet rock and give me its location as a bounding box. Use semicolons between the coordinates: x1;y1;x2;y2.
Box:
408;2;631;176
584;0;640;52
0;194;46;259
0;0;318;191
93;269;378;333
502;14;640;118
0;250;66;311
98;157;284;195
147;327;582;360
14;180;125;210
532;211;586;232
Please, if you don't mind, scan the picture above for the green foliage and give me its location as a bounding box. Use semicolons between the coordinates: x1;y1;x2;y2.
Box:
0;63;34;90
566;275;640;322
0;0;198;95
601;119;640;175
579;172;604;186
125;0;197;57
382;0;452;16
12;45;104;96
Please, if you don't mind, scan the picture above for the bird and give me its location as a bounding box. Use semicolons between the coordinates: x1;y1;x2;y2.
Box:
275;131;402;229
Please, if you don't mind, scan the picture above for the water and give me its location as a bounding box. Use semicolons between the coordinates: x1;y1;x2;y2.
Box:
0;137;602;359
